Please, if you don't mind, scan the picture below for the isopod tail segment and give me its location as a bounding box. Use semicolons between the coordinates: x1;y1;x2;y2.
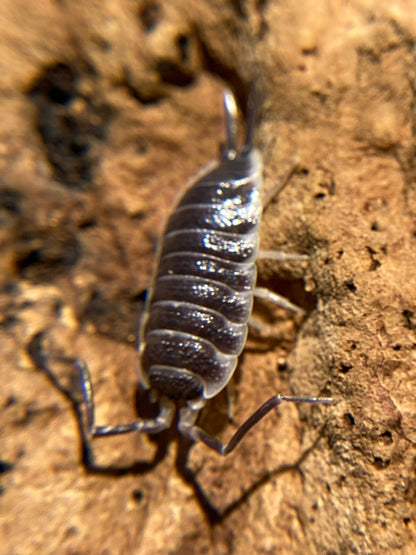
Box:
30;87;333;457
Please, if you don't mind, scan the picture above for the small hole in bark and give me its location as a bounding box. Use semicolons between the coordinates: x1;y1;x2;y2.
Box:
277;359;288;372
0;460;14;474
344;279;357;292
403;310;416;330
177;34;190;63
379;431;393;445
337;475;346;487
156;60;194;87
63;526;79;539
301;46;318;56
343;413;355;427
339;363;352;374
78;218;96;229
139;1;160;32
132;489;144;502
5;395;17;407
374;456;390;469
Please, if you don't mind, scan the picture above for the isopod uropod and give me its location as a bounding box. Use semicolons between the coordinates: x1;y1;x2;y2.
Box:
33;87;332;455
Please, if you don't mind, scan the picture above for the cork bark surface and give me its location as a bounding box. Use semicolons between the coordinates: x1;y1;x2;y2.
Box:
2;1;416;553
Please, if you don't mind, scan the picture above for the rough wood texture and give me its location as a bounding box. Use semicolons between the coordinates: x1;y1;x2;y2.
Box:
2;1;416;553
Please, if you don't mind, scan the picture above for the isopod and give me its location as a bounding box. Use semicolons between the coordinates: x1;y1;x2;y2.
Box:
31;87;332;455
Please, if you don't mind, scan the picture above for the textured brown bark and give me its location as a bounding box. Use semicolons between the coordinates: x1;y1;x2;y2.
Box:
2;1;416;553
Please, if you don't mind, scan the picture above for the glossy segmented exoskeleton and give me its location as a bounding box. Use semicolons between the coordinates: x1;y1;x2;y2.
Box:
138;90;262;406
33;88;332;455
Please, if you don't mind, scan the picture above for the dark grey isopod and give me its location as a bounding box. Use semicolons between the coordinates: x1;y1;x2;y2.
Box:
37;87;332;455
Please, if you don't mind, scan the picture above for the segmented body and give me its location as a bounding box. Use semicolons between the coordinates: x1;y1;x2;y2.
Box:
139;151;262;402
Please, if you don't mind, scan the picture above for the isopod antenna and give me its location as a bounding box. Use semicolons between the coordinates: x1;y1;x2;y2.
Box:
179;394;334;456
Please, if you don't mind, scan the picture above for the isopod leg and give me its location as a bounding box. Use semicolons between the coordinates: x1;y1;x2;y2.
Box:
225;381;238;424
247;315;275;336
68;356;174;437
257;249;308;262
28;332;174;438
253;286;304;314
179;394;333;456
